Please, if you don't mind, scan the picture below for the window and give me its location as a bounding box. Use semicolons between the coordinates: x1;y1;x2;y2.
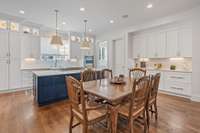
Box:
98;41;108;67
40;37;70;60
0;19;7;29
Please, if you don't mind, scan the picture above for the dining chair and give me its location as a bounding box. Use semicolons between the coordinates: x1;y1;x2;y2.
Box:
147;73;160;126
118;76;150;133
81;68;97;82
129;68;146;80
101;69;113;79
66;76;109;133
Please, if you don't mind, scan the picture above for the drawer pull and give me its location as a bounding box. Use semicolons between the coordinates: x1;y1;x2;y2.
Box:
171;87;184;90
170;76;184;79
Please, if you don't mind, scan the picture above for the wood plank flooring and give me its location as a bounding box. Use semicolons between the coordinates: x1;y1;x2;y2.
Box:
0;91;200;133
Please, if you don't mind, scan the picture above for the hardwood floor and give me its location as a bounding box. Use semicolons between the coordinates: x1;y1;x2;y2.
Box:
0;91;200;133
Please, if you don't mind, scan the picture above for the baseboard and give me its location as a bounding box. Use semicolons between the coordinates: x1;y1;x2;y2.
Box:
158;90;190;99
190;95;200;102
0;87;31;94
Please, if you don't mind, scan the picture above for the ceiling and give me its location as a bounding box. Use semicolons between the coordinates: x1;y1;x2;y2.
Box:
0;0;200;35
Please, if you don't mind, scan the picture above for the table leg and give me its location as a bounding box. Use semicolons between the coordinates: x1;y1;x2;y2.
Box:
109;105;119;133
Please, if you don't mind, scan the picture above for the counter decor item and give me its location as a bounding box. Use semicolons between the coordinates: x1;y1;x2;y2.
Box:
110;75;126;84
170;65;176;70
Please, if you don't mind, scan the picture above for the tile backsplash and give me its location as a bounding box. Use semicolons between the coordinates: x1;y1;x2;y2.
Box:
135;58;192;71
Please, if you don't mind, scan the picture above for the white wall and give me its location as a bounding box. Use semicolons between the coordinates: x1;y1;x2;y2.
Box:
96;6;200;102
191;9;200;102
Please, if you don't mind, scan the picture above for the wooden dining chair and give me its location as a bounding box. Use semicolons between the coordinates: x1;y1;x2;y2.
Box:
147;73;160;126
66;76;109;133
129;68;146;80
81;69;97;82
101;69;113;79
118;76;150;133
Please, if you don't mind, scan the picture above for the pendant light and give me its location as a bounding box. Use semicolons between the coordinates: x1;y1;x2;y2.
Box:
80;20;91;50
50;9;63;46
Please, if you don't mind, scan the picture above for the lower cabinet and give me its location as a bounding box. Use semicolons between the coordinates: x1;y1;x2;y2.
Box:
164;72;191;96
21;71;33;88
147;70;191;97
35;73;81;106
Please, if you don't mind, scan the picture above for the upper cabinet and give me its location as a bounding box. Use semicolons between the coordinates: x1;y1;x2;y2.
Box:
178;27;192;57
0;30;9;58
132;24;192;58
133;35;146;58
166;29;179;57
21;34;40;60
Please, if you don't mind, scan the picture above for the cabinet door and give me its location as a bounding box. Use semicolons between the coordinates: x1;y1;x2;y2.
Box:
9;59;22;89
0;60;9;91
146;33;156;58
133;35;146;58
166;29;179;57
9;31;21;59
21;34;32;60
0;30;9;58
156;32;166;58
178;27;192;57
31;36;40;59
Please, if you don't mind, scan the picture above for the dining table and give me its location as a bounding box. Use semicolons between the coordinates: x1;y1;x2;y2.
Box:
83;77;134;133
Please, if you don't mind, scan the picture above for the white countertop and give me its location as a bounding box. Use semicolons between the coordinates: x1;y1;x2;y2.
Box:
33;68;102;77
33;70;82;77
146;68;192;73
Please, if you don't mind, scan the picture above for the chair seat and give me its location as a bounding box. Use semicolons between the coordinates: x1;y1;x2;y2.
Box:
72;102;107;122
118;103;145;119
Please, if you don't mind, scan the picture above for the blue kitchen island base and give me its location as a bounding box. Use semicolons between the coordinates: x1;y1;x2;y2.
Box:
33;72;81;106
33;70;102;106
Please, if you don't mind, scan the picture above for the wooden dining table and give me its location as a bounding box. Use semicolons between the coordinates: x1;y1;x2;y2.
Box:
83;77;134;133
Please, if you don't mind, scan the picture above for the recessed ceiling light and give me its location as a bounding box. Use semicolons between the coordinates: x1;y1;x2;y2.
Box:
109;20;114;24
146;3;153;9
19;10;25;14
62;22;66;25
80;7;85;11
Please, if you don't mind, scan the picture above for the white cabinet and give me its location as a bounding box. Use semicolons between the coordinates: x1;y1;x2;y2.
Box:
0;30;23;91
164;72;191;96
178;27;192;57
0;60;9;91
9;32;22;89
133;35;146;58
146;33;156;58
147;70;192;96
9;60;22;89
156;32;166;58
21;34;40;60
166;29;179;57
0;30;9;58
132;24;192;59
21;71;33;88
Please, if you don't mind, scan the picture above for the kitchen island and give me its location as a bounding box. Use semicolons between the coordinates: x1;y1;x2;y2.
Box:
33;69;101;106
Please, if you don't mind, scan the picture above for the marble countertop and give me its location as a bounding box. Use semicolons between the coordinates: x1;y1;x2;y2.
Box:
32;70;82;77
33;68;102;77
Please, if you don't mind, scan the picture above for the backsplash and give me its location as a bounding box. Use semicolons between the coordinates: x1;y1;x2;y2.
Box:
134;58;192;71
